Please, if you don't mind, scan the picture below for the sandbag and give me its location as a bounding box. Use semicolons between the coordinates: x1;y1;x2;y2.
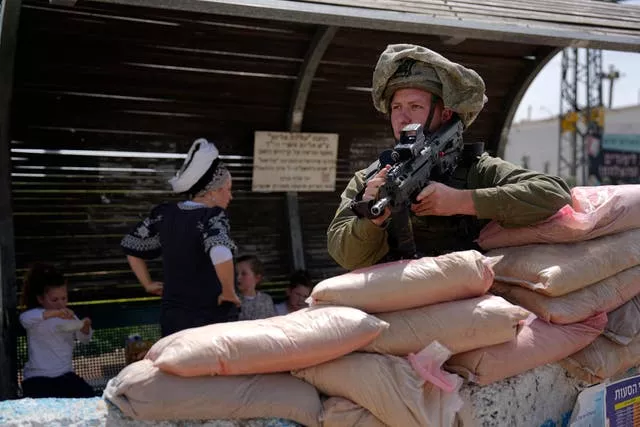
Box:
560;334;640;385
361;295;530;356
292;352;462;427
490;266;640;324
304;396;473;427
103;359;322;426
604;295;640;345
445;313;607;385
321;397;387;427
487;229;640;296
309;250;495;313
477;185;640;250
146;306;387;377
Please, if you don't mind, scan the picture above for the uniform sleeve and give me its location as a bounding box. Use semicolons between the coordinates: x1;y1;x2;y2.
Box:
469;154;572;227
202;209;237;256
327;170;390;270
121;205;163;260
19;308;45;329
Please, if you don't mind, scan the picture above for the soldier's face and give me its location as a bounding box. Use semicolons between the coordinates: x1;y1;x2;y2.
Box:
389;88;443;140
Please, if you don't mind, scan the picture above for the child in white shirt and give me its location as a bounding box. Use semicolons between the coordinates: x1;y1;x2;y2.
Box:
236;255;276;320
19;263;95;398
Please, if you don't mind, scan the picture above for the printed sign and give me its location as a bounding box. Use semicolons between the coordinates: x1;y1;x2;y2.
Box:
252;131;339;192
606;375;640;427
602;134;640;154
569;371;640;427
588;134;640;185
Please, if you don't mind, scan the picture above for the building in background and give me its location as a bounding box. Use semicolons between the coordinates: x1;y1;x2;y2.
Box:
505;105;640;184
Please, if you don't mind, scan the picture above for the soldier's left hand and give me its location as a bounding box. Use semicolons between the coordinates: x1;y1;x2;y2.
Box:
411;182;476;216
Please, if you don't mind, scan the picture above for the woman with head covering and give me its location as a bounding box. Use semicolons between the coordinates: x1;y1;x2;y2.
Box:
121;138;240;337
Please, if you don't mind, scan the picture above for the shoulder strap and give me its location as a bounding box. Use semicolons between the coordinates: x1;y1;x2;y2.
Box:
447;141;484;189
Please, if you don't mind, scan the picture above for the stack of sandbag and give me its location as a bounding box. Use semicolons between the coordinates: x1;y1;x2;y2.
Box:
106;250;516;427
303;250;538;425
476;184;640;386
103;305;389;426
559;295;640;384
310;248;606;392
103;184;640;426
309;250;530;358
293;342;464;427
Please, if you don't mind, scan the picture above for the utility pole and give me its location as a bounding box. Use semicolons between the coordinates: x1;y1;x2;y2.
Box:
557;48;604;186
601;64;621;109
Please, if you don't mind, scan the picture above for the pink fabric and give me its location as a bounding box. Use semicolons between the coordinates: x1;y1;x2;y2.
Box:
407;342;460;393
477;185;640;250
445;313;607;385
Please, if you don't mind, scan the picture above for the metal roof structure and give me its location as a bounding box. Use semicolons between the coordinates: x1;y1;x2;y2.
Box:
102;0;640;50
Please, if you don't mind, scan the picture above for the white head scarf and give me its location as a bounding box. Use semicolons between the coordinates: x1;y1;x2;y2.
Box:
168;138;229;195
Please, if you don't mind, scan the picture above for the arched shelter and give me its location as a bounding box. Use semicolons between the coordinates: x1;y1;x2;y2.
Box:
0;0;639;397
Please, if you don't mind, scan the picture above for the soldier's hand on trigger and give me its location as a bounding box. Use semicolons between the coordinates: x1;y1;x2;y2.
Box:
363;164;392;226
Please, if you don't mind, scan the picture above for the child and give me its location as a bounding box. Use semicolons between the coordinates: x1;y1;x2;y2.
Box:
19;262;95;398
274;270;314;316
236;255;277;320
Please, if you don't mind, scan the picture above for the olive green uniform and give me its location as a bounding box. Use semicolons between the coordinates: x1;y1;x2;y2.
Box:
327;153;571;270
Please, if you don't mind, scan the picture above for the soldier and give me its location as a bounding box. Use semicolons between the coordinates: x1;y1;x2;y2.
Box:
327;44;571;270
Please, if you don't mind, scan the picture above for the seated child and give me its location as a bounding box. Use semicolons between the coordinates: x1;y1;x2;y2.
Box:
124;334;155;365
274;270;314;316
236;255;277;320
19;262;95;398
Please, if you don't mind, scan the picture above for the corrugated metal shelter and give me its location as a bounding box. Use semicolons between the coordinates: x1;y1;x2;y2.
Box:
0;0;639;397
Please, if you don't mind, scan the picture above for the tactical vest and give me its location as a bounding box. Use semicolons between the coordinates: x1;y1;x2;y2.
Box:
384;142;488;261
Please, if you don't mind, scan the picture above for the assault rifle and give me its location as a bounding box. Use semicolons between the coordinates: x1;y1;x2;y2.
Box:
350;117;465;259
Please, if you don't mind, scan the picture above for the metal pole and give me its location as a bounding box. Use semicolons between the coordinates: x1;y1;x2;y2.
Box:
0;0;22;400
285;26;336;271
571;48;578;181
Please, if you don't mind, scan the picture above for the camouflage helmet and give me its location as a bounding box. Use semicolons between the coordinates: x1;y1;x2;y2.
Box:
372;44;488;128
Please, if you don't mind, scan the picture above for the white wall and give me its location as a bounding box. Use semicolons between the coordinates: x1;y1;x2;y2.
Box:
504;117;560;174
504;105;640;177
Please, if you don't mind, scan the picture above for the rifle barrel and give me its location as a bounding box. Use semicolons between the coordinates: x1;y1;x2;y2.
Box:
371;198;390;216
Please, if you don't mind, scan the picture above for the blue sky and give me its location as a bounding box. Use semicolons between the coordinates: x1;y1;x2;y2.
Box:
514;0;640;122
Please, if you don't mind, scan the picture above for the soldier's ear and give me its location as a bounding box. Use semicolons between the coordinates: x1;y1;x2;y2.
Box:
441;108;454;122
